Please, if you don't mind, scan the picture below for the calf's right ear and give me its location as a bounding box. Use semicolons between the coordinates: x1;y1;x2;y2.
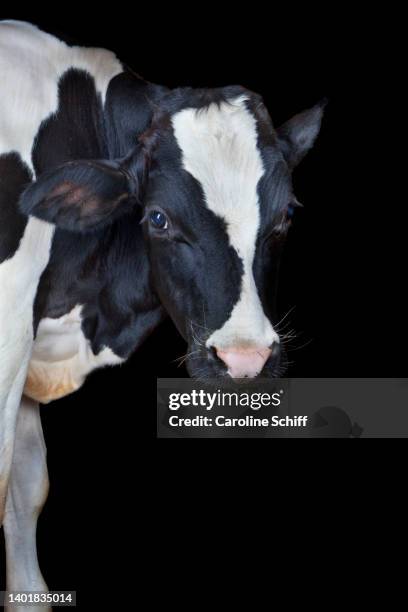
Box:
19;148;147;232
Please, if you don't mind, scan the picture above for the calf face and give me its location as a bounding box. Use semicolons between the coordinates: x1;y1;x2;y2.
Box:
140;87;325;378
20;85;325;379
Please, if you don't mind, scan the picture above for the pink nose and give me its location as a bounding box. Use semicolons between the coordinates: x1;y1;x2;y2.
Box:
215;346;272;378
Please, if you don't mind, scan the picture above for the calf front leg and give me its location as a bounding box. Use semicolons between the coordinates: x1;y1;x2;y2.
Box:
3;397;50;612
0;217;54;525
0;344;32;525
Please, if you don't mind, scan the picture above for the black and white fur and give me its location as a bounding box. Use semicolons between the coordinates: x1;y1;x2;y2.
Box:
0;21;324;604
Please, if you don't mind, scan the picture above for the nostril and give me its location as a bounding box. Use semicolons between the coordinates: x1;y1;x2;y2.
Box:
208;346;221;362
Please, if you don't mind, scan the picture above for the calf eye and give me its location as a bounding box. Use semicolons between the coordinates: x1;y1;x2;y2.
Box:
149;210;168;230
287;197;302;219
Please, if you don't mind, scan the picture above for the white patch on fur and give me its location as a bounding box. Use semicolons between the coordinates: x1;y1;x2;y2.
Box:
172;96;279;350
25;305;124;404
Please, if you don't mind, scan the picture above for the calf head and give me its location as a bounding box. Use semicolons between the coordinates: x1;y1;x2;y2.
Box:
20;83;325;379
140;88;325;378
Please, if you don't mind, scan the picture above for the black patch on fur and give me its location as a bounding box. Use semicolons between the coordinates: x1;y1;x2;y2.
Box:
105;71;169;157
32;68;107;174
0;152;32;263
33;213;165;357
152;84;252;117
32;71;166;356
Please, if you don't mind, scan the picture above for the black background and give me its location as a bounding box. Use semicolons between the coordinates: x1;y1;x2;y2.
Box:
0;6;404;604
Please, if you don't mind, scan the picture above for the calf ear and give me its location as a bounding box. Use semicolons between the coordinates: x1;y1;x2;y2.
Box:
19;148;147;232
276;99;327;169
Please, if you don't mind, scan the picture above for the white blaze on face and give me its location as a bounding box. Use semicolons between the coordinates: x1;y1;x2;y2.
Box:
172;96;279;351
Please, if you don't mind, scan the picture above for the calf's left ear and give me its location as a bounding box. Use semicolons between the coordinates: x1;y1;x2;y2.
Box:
19;148;147;232
276;99;327;169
